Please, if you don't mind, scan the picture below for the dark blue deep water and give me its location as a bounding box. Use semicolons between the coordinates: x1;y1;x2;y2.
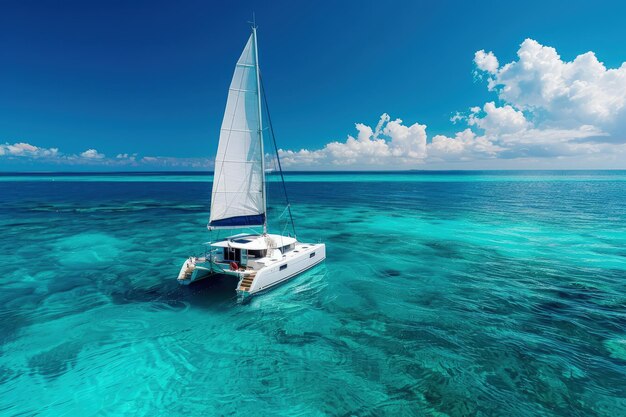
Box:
1;171;625;416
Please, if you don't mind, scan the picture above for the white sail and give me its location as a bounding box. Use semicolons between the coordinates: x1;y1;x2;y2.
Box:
209;33;265;228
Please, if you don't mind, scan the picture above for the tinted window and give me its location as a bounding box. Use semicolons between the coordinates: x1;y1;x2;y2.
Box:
310;252;316;258
280;264;287;271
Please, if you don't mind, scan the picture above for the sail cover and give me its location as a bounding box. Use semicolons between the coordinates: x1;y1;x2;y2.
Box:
209;34;265;228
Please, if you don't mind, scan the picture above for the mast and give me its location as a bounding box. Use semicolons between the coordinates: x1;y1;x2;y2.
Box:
253;25;267;235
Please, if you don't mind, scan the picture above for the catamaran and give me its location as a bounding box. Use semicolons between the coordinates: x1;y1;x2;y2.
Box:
177;25;326;300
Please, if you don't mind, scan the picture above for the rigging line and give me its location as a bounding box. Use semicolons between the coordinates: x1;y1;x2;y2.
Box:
278;205;289;219
259;72;297;238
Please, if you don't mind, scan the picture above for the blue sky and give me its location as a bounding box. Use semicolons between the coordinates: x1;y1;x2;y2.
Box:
1;0;626;170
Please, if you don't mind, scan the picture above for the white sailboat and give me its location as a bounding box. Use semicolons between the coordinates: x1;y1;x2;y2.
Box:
177;25;326;300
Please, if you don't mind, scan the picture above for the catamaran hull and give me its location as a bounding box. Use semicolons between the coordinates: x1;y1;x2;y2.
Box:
176;257;271;286
181;267;213;285
237;243;326;300
177;258;219;285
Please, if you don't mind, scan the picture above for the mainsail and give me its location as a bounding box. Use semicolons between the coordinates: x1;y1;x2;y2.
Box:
209;30;266;229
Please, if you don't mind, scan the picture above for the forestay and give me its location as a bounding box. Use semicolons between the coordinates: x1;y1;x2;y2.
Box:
209;33;265;228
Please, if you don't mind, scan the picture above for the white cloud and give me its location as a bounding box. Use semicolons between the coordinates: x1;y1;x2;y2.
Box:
463;38;626;160
450;112;464;124
474;50;499;74
384;117;428;159
479;39;626;130
450;100;608;159
429;129;502;161
278;149;326;167
80;149;105;159
0;142;59;158
325;120;392;164
468;102;530;136
278;114;427;168
498;124;606;145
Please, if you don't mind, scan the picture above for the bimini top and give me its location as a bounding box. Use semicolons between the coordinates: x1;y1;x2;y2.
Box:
210;234;297;250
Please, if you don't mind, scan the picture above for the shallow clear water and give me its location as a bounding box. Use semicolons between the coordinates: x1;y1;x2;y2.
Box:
1;171;626;416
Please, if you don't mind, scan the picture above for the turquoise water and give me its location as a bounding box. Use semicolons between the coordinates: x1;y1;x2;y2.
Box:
1;171;626;416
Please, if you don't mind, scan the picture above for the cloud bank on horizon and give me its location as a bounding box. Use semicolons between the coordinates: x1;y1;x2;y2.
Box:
0;143;210;169
2;38;626;170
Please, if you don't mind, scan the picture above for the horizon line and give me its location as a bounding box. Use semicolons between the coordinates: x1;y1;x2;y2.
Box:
2;169;626;175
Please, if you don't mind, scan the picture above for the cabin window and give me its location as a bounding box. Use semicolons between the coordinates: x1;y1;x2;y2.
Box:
248;249;266;259
279;243;295;253
310;252;315;258
280;264;287;271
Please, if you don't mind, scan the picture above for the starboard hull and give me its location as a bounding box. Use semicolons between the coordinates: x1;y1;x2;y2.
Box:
237;243;326;300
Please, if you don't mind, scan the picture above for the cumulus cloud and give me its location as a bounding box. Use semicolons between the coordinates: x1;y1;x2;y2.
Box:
278;149;326;167
80;149;105;159
462;38;626;160
0;142;59;158
478;39;626;130
278;114;427;168
468;102;530;136
384;117;428;159
429;129;502;161
474;50;499;74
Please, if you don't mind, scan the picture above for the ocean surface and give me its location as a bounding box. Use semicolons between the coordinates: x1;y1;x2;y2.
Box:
1;170;625;416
